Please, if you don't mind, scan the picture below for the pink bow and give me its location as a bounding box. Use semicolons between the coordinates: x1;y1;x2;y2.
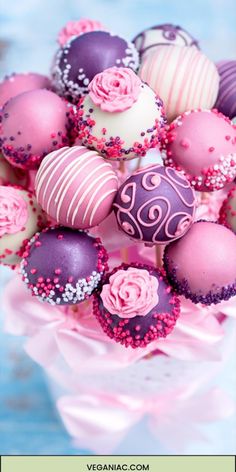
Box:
57;387;235;454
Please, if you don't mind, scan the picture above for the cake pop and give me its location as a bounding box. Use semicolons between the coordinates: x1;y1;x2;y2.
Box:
0;72;51;108
93;262;180;348
139;44;219;122
36;146;118;229
21;227;108;305
0;89;70;169
163;221;236;305
161;109;236;191
113;164;196;244
57;18;106;46
75;67;166;160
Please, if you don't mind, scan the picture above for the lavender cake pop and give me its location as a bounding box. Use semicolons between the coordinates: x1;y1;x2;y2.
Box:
0;89;70;169
133;23;199;60
52;31;139;102
113;164;196;245
93;262;180;348
21;227;108;305
215;61;236;119
164;221;236;305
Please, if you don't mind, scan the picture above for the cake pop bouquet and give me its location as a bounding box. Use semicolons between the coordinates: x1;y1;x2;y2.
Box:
1;17;236;453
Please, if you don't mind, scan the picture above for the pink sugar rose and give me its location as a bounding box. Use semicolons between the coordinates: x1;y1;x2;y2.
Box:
58;19;106;46
0;186;28;237
101;267;159;318
88;67;142;112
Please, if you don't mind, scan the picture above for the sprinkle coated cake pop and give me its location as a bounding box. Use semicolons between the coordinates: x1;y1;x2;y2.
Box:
21;227;109;305
219;186;236;233
52;31;139;102
162;109;236;191
0;89;70;170
0;186;47;267
0;72;51;108
133;23;199;60
164;221;236;305
75;67;166;160
36;146;118;229
93;262;180;348
139;44;219;122
113;164;196;244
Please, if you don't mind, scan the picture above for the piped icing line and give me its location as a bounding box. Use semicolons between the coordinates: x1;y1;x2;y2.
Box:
93;262;180;349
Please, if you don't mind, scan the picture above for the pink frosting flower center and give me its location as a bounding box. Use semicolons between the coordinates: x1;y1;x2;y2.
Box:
100;267;159;318
88;67;142;112
0;186;28;237
58;19;106;46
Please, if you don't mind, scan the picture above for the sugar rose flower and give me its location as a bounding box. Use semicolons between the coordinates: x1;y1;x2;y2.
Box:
58;19;106;46
101;267;159;318
0;186;28;237
88;67;142;112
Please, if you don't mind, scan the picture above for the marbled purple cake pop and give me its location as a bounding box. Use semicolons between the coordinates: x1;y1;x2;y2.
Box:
215;61;236;119
21;227;108;305
52;31;139;102
93;262;180;348
113;164;196;245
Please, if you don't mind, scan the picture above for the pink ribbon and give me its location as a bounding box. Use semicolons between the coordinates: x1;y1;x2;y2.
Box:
57;387;235;454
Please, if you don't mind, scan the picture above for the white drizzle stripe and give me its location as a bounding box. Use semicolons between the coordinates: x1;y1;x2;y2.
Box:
39;147;81;208
89;188;118;226
57;161;111;222
71;171;116;225
83;174;118;225
36;147;77;198
48;151;98;216
35;148;66;186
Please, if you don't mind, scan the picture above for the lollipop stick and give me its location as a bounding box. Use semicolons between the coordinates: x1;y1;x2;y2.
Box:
120;247;129;263
155;245;164;268
135;156;143;171
201;192;209;203
119;160;126;173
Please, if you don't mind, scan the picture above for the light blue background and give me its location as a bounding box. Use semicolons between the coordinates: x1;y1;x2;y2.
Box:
0;0;236;455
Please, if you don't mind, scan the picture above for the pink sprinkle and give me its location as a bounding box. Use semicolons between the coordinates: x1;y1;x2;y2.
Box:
30;268;37;274
35;241;42;247
55;268;62;275
208;146;215;152
57;234;64;240
180;138;190;149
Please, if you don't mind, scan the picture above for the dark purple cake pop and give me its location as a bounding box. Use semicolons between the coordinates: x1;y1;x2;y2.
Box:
93;262;180;348
21;227;108;305
52;31;139;102
215;61;236;119
113;164;196;245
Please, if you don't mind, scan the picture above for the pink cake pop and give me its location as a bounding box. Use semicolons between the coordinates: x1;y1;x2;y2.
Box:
161;109;236;191
0;89;71;170
0;72;51;108
57;19;107;46
36;146;118;229
164;221;236;305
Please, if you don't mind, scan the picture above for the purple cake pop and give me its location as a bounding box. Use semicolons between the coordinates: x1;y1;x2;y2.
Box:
113;164;196;245
93;262;180;348
215;61;236;119
52;31;139;102
21;227;108;305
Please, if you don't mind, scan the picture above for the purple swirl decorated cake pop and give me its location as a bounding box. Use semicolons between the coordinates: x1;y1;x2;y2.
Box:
113;164;196;245
133;23;199;60
0;89;71;169
164;221;236;305
93;262;180;348
52;31;139;102
215;61;236;119
21;227;108;305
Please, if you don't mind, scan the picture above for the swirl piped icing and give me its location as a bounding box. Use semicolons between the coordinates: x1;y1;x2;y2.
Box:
88;67;142;112
100;267;159;318
0;186;28;237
